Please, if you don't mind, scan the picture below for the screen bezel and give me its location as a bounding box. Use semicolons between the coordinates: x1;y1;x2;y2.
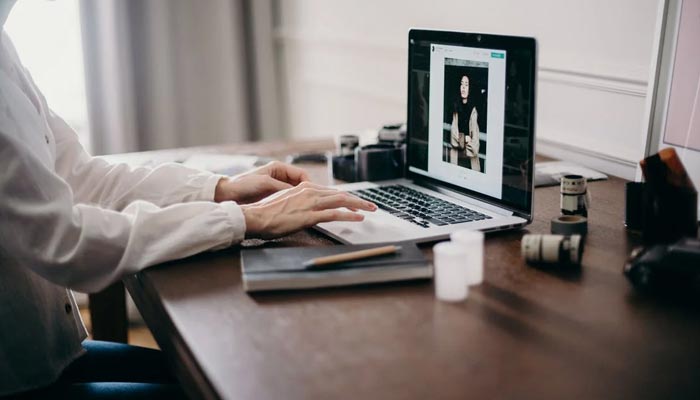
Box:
406;29;537;220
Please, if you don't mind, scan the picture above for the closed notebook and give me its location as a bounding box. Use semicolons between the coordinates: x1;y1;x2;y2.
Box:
241;242;432;292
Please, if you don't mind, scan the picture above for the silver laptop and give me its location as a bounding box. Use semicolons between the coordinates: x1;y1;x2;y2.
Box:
316;29;537;244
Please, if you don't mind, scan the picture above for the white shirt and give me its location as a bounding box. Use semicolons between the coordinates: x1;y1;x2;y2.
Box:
0;31;246;395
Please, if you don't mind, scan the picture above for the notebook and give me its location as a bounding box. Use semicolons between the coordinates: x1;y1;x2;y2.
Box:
241;243;432;292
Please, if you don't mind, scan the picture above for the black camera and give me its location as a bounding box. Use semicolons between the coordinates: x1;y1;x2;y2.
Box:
624;237;700;291
332;144;405;182
332;124;407;183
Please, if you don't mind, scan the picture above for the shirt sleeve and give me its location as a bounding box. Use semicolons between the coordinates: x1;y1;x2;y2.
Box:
0;128;246;293
49;111;223;210
10;32;222;210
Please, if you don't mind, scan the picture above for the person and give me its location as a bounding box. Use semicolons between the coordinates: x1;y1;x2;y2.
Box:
0;1;375;398
449;75;481;171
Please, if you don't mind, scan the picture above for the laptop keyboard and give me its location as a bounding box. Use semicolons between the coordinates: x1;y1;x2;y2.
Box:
351;185;491;229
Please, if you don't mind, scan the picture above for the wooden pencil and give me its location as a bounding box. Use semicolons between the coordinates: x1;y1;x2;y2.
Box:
303;245;402;268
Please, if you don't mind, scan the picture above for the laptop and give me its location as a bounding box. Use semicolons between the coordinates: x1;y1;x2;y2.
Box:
316;29;537;244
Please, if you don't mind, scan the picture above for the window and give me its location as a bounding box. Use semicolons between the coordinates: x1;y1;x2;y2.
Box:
6;0;90;151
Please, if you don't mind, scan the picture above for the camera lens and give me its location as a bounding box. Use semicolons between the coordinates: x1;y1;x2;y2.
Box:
521;234;583;266
477;35;482;42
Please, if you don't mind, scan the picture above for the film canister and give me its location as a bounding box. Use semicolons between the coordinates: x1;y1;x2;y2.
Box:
551;215;588;236
560;174;588;217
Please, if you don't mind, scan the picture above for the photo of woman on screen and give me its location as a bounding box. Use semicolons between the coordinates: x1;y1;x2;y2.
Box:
450;75;481;171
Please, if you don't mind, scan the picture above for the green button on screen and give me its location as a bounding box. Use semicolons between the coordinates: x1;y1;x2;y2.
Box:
491;52;504;59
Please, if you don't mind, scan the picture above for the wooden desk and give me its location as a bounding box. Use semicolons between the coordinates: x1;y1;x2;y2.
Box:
122;140;700;400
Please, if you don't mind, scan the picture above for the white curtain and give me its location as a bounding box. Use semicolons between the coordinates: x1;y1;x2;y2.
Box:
79;0;262;155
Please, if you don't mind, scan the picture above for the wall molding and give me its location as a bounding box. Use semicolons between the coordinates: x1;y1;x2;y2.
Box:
539;67;647;98
536;137;638;179
275;29;649;98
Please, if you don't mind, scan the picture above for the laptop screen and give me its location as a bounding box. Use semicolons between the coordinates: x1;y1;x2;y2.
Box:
406;30;536;216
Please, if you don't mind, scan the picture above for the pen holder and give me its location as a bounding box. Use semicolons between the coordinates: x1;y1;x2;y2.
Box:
640;183;698;245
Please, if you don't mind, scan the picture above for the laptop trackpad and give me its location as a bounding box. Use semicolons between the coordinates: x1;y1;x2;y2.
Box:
317;212;414;244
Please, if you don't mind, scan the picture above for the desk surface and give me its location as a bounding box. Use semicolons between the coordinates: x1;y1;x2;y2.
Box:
124;140;700;400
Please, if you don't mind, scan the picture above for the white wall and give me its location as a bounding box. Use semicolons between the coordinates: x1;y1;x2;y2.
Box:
273;0;660;178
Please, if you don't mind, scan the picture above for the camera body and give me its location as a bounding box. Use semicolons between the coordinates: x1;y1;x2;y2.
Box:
624;237;700;291
332;144;406;182
332;124;407;183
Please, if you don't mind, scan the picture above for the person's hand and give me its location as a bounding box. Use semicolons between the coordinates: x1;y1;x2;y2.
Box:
240;182;377;239
214;161;310;204
463;135;472;150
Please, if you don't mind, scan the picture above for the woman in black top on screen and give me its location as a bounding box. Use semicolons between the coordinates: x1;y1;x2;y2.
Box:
449;75;481;171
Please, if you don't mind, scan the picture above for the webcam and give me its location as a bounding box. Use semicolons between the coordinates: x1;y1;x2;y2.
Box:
476;34;482;42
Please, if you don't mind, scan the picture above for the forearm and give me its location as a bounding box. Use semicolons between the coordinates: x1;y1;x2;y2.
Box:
5;198;244;293
468;109;480;154
450;113;460;146
2;131;244;293
51;112;223;209
69;157;224;209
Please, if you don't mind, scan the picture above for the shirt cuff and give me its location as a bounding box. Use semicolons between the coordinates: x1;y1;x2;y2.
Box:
219;201;246;246
199;173;226;202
